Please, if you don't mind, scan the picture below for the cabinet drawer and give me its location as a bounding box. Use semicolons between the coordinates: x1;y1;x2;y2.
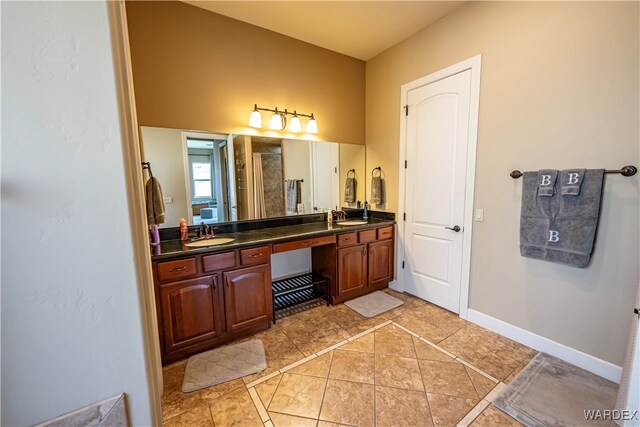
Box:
337;233;357;247
273;235;336;253
358;229;377;244
240;246;271;266
157;258;197;281
377;226;394;240
203;251;236;272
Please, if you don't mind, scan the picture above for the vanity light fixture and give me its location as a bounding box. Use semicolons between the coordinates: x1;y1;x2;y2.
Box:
248;104;262;128
248;104;318;134
289;111;302;132
270;108;286;131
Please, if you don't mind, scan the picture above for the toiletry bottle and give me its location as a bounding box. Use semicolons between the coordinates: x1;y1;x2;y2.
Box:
150;224;160;245
363;202;369;220
179;218;188;241
327;209;333;224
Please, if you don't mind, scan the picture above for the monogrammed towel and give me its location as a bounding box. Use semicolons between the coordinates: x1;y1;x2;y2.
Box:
520;169;604;268
537;169;558;196
559;169;586;196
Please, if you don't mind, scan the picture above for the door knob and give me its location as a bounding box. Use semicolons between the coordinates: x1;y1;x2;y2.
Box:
445;225;461;232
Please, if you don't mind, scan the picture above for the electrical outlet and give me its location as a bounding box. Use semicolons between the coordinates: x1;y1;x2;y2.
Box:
163;197;173;204
475;208;484;221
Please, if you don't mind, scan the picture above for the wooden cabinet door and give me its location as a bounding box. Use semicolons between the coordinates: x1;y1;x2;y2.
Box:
337;244;368;298
223;264;272;334
159;275;224;354
368;239;394;288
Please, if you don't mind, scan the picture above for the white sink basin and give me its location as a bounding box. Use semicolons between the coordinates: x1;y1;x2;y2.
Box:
184;237;235;248
335;220;369;226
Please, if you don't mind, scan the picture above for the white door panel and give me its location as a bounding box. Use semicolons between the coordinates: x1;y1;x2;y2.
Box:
404;69;471;313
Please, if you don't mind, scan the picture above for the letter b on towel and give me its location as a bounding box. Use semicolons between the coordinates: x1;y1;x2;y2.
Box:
541;175;552;186
548;230;560;242
567;173;579;185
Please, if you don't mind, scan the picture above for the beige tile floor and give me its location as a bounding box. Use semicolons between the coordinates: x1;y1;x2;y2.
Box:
162;290;538;426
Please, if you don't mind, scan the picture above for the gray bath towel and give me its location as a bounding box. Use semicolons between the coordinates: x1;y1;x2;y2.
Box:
285;179;301;213
537;169;558;196
559;169;586;195
371;176;383;205
344;177;356;203
520;169;604;268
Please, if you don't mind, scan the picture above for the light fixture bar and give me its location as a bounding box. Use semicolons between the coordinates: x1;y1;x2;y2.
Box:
248;104;318;133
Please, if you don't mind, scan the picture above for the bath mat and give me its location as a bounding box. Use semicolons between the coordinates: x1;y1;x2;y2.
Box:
493;352;618;427
344;291;404;318
182;340;267;392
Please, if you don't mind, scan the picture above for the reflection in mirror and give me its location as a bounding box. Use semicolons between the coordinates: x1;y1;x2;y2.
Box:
140;127;366;228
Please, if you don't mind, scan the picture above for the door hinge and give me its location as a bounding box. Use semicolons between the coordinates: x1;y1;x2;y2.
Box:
404;160;407;169
403;213;406;221
404;105;409;116
402;261;405;269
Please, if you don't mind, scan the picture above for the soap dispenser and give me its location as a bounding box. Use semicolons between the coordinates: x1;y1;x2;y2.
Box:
363;202;369;220
179;218;188;241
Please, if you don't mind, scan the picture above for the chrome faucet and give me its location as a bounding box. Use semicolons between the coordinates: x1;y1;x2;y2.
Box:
198;222;216;239
333;210;347;222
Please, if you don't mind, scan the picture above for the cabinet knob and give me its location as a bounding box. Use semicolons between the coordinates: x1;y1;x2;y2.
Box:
170;266;187;272
250;253;263;258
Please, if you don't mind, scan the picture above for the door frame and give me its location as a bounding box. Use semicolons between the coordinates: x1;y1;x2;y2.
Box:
396;54;482;320
181;131;228;225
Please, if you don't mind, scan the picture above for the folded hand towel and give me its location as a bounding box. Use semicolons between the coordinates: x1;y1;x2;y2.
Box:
537;169;558;196
145;177;166;225
344;177;356;203
371;176;383;205
520;169;604;268
559;169;586;196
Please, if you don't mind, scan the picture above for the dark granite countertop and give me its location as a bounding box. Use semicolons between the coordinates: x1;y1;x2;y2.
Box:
151;218;395;261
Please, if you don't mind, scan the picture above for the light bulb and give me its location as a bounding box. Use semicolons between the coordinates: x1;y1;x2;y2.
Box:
306;114;318;134
248;105;262;128
289;112;302;132
270;109;285;130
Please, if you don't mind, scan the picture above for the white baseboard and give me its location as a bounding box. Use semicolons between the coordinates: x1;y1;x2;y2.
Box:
388;280;400;292
466;309;622;383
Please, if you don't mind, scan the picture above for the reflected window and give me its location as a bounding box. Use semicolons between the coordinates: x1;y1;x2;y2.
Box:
190;156;213;202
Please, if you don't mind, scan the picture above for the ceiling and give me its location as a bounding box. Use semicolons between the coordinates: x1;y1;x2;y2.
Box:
181;1;466;60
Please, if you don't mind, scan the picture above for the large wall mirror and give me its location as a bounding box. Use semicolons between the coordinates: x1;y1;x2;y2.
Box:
141;127;366;228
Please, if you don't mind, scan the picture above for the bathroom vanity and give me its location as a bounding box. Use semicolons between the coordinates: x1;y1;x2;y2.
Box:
151;214;395;364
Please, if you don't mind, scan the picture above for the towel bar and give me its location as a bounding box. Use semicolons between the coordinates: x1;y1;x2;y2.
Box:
510;165;637;179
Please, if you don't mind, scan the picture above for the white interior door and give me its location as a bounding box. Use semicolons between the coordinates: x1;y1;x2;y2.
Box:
404;69;472;313
312;141;340;212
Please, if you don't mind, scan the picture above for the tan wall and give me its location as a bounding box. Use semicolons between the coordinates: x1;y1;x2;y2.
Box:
126;1;365;145
366;1;639;365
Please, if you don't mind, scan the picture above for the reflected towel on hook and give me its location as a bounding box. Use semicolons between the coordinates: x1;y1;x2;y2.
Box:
145;177;166;225
285;179;299;213
344;177;356;203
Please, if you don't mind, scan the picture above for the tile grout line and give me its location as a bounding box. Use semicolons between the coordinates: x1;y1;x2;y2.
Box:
263;372;285;411
316;348;335;424
411;331;437;427
279;353;318;373
456;357;500;384
246;369;282;389
456;398;490;427
347;327;376;341
390;321;499;388
248;386;270;423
